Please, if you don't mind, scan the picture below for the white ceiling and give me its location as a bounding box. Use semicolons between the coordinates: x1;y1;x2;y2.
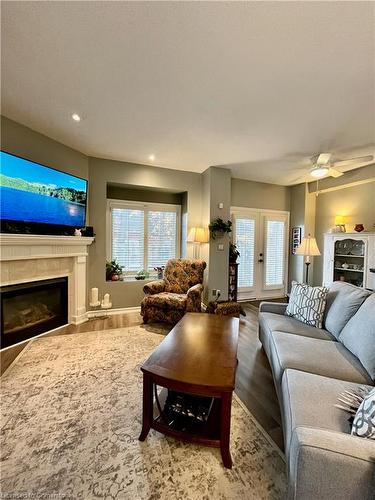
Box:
2;1;374;185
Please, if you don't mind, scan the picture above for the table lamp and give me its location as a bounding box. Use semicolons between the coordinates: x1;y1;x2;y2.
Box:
187;227;209;258
295;234;321;284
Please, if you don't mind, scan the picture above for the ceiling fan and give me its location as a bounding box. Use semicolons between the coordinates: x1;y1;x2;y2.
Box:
308;153;374;179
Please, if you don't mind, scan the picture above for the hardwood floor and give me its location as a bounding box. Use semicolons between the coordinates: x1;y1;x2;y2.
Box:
1;307;283;449
236;305;283;449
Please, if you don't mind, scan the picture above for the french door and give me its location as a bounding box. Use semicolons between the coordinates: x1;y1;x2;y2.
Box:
231;208;289;300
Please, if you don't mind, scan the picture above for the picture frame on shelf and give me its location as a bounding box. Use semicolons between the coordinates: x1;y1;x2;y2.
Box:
292;227;302;255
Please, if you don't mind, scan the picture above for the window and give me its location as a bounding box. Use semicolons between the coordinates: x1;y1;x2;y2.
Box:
108;200;180;275
235;216;255;288
264;219;285;287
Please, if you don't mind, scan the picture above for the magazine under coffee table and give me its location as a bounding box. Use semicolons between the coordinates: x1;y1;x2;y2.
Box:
139;312;239;468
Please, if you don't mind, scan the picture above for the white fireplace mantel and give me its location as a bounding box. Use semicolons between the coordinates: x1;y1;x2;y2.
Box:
0;234;94;261
0;234;95;326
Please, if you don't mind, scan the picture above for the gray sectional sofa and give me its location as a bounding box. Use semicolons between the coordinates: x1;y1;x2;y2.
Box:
259;281;375;500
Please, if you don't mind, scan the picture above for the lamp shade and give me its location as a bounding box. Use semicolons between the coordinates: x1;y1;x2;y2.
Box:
335;215;346;225
295;234;321;257
187;227;209;243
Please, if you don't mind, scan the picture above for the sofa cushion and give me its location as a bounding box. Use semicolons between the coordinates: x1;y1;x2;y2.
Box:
259;312;334;340
281;369;373;451
324;281;371;338
142;292;187;310
339;294;375;381
286;281;328;328
269;331;373;385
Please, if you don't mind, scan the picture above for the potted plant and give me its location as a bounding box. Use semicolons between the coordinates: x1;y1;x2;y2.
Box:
229;243;240;263
106;260;123;281
135;269;150;280
208;218;232;240
154;266;164;280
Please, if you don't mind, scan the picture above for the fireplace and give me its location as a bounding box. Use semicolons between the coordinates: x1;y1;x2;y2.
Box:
1;277;68;348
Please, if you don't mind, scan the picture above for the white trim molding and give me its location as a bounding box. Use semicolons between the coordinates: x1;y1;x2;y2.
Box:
0;234;94;261
87;306;141;318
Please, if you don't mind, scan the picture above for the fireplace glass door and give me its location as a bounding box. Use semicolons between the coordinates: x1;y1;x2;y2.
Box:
1;277;68;348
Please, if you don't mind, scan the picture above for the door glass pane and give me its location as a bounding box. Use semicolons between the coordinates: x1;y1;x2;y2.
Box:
112;208;144;272
147;210;177;269
235;217;255;288
265;220;285;286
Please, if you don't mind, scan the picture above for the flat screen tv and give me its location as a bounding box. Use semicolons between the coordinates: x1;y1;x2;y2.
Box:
0;151;88;236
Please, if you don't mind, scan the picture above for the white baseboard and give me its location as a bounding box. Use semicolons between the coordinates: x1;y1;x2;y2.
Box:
87;306;141;318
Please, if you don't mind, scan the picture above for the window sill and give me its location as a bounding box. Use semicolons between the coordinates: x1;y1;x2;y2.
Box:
106;277;162;284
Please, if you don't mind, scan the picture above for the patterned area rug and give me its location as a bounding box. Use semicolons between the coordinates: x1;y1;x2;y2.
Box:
1;326;286;499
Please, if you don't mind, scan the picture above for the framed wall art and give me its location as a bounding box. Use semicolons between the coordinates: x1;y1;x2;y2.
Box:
292;227;302;254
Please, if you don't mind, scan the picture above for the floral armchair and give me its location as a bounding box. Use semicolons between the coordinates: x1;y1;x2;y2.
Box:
141;259;207;324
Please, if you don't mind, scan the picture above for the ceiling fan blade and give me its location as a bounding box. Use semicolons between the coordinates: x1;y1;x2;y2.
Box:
328;167;344;178
333;155;374;168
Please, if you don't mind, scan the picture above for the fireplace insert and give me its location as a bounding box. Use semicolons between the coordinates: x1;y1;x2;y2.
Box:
0;277;68;349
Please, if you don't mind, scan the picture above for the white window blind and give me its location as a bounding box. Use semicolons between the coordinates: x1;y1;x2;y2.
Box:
148;210;177;268
265;220;285;286
112;208;144;272
110;202;180;275
235;217;255;288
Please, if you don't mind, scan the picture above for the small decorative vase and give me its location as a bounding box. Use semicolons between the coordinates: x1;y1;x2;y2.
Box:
111;274;120;281
342;262;349;270
354;224;364;232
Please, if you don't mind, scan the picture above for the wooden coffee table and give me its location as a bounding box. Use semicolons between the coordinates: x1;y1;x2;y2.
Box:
139;312;239;468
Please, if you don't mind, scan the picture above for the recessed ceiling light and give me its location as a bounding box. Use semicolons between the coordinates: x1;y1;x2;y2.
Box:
71;113;81;122
148;154;155;162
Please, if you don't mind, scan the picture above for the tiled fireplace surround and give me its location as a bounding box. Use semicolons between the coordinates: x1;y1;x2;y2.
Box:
0;235;94;328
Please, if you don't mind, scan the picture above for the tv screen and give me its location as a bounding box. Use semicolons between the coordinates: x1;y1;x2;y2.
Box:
0;151;88;235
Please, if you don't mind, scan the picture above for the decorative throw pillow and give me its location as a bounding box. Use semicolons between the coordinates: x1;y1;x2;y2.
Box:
286;281;328;328
352;388;375;439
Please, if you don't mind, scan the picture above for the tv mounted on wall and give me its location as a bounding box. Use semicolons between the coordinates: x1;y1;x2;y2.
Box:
0;151;88;236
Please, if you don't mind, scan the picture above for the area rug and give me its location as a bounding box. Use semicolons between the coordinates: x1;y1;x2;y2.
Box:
1;326;286;499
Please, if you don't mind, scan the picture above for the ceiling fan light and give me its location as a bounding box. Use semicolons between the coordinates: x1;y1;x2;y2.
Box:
310;166;329;178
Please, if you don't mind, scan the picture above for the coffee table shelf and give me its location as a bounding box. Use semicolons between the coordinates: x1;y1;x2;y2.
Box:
153;396;222;446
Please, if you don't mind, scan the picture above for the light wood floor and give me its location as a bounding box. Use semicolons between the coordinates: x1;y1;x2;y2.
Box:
1;306;283;449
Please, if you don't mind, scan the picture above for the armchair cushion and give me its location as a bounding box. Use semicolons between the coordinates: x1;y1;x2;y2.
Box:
143;280;166;295
142;292;187;310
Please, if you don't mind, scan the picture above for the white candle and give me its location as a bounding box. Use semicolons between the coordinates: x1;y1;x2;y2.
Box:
91;287;99;304
103;293;110;306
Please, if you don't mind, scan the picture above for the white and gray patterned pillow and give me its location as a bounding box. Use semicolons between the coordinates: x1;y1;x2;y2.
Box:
286;281;328;328
352;388;375;439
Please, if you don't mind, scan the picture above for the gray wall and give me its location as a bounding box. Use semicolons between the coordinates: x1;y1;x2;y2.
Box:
88;157;202;308
231;178;290;211
1;116;89;182
313;180;375;285
107;184;184;205
289;184;307;285
202;167;231;301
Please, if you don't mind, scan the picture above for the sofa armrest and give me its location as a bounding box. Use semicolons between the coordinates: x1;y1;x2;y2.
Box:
186;283;204;312
143;280;166;295
288;426;375;500
259;302;288;315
